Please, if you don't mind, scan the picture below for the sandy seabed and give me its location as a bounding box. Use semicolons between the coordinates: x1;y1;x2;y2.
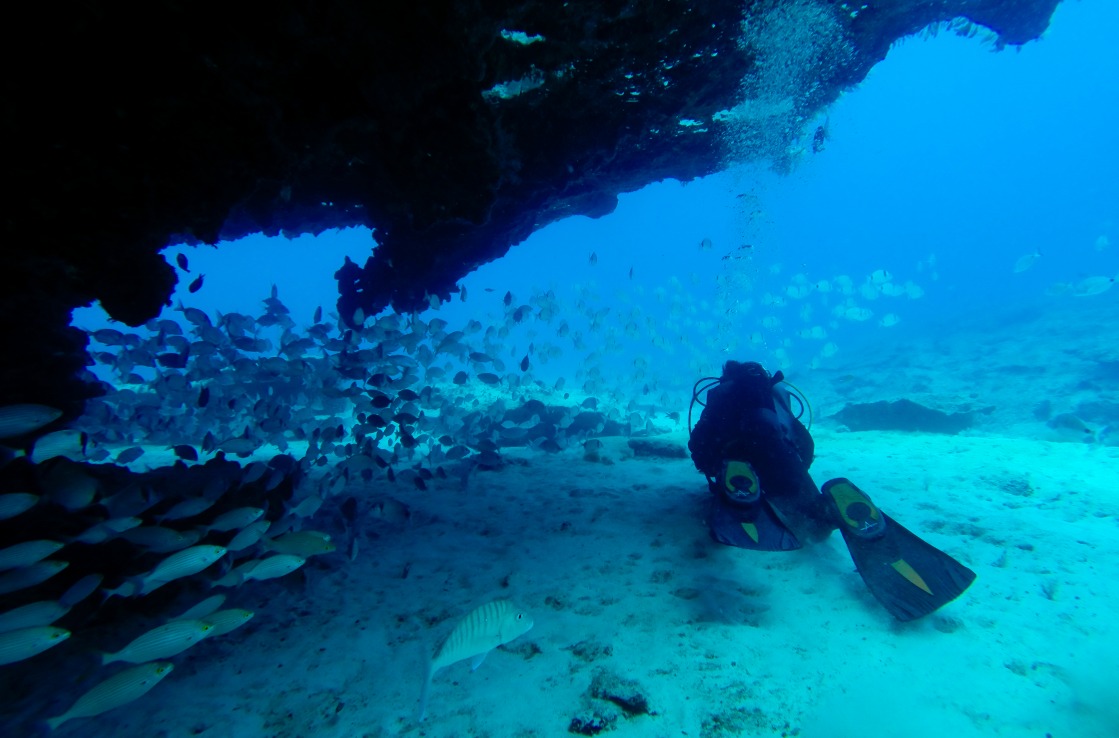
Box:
40;423;1116;738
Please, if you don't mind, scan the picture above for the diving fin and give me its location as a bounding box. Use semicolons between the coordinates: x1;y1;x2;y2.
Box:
822;478;976;621
707;460;802;551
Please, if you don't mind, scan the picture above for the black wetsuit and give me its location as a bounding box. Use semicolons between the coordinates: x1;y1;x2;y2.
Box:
689;362;835;543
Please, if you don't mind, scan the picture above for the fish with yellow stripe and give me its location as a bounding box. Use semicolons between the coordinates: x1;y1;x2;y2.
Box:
417;599;533;721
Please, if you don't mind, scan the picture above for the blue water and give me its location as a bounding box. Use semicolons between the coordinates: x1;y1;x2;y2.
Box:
74;0;1119;393
32;1;1119;736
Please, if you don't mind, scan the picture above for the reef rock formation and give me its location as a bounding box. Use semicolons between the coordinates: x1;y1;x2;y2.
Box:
0;0;1061;415
830;399;984;434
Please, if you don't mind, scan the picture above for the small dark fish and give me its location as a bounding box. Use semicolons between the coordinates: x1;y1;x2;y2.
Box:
520;355;529;372
369;392;391;409
181;306;211;327
176;253;190;272
477;373;501;385
188;274;205;293
386;467;396;483
115;446;145;464
156;352;188;369
435;466;447;479
313;306;323;324
503;291;512;307
202;431;216;453
629;267;634;280
397;389;419;402
92;328;126;346
589;252;598;265
198;387;210;408
476;450;503;469
413;476;427;491
453;371;468;385
172;444;199;461
341;496;358;522
460;285;468;302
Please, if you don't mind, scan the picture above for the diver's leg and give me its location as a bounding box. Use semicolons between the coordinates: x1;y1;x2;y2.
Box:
763;468;836;544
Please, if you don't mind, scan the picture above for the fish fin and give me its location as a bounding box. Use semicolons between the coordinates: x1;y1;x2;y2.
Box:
470;650;490;671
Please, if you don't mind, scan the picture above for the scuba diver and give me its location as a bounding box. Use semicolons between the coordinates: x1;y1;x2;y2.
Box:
688;360;975;621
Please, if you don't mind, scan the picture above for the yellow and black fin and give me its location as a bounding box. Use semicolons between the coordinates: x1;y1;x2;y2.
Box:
823;478;976;621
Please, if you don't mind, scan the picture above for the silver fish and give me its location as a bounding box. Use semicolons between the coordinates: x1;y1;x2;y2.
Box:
201;608;254;637
0;492;38;520
261;531;335;558
0;601;70;634
157;497;217;522
0;560;69;596
46;661;174;731
174;594;226;621
120;526;201;553
204;506;264;533
0;625;70;665
239;554;306;582
0;540;65;571
138;545;226;595
418;599;534;721
60;574;104;607
38;461;98;510
102;619;213;665
30;429;88;464
0;404;62;439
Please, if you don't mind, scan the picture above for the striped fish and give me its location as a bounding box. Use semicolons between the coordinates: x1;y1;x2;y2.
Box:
227;519;271;552
174;594;226;621
101;619;213;665
201;608;254;637
0;600;70;633
239;554;305;582
46;662;174;731
0;540;65;571
0;625;70;665
138;545;226;595
418;599;533;721
204;506;264;533
0;560;69;596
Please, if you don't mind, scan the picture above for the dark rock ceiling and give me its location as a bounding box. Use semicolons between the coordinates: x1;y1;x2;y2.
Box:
0;0;1062;416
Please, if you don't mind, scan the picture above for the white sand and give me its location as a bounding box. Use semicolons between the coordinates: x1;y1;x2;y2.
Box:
74;424;1118;738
